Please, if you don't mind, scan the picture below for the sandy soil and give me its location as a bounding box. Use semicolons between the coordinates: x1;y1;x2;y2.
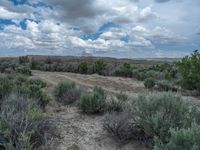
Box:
32;70;200;150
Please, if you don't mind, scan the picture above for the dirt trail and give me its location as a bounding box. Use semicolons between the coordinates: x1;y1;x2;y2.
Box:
32;70;149;150
32;70;145;95
32;70;200;150
33;70;200;106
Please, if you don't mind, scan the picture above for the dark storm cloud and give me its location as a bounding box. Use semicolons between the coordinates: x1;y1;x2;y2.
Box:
46;0;104;20
44;0;108;32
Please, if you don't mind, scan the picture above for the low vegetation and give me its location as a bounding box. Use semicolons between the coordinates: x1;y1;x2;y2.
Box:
0;94;56;149
0;75;13;101
28;78;47;88
177;50;200;93
77;86;106;114
104;92;200;148
112;63;136;77
131;93;188;143
54;81;81;105
0;66;56;149
154;123;200;150
156;80;174;91
0;50;200;149
106;92;128;112
144;78;156;89
103;112;142;142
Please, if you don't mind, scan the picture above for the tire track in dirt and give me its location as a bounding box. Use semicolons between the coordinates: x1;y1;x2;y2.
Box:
32;70;145;95
32;70;149;150
33;70;200;106
32;70;200;150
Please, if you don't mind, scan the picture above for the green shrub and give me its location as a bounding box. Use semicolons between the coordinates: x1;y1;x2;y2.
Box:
154;124;200;150
130;93;188;143
105;92;200;147
164;66;178;80
28;84;49;107
177;50;200;92
93;60;106;75
28;78;47;88
39;92;50;108
156;80;174;91
78;62;88;74
106;92;128;112
112;63;134;77
144;78;155;89
19;56;29;64
132;70;146;81
77;86;106;114
0;76;13;100
54;81;75;97
0;94;56;149
14;74;28;86
17;84;49;108
54;81;81;105
16;66;32;75
180;79;196;91
145;70;165;80
30;59;40;70
106;98;124;112
116;92;128;102
186;106;200;126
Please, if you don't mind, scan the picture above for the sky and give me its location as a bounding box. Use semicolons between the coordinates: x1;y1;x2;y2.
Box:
0;0;199;58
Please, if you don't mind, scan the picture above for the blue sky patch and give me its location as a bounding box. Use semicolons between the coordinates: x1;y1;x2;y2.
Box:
9;0;28;5
120;36;129;43
19;19;27;30
81;22;120;40
0;19;15;30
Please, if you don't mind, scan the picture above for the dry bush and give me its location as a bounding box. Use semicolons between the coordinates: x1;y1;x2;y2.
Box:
60;88;81;105
103;112;144;142
54;81;81;105
106;92;128;112
156;80;174;91
0;94;57;150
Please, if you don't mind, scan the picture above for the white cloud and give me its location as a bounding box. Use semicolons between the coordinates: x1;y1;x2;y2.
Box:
0;20;80;52
138;6;158;21
0;6;26;20
130;25;186;44
0;0;197;57
100;28;127;40
44;0;158;32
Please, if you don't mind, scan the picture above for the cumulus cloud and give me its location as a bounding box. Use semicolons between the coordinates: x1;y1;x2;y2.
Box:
46;0;103;19
100;28;127;40
0;6;26;20
0;20;80;52
0;0;197;57
44;0;158;32
131;26;186;44
138;6;158;21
